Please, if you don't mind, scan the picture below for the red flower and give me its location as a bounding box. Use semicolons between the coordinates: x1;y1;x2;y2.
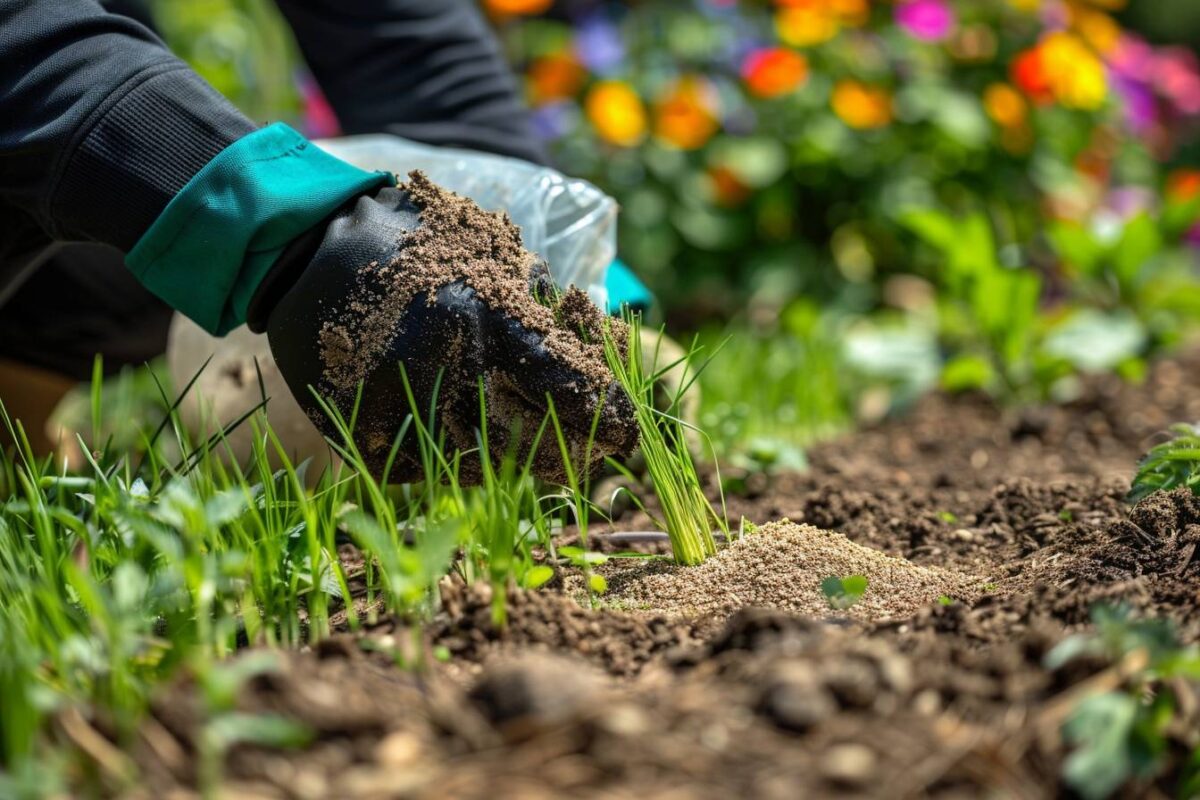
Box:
1011;47;1053;105
742;48;810;99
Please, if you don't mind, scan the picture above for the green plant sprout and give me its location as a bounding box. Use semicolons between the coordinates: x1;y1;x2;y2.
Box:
1045;605;1200;800
820;575;868;610
1129;423;1200;503
603;315;729;566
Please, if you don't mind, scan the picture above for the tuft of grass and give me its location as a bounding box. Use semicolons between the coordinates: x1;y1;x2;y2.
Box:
603;315;728;566
1129;423;1200;503
0;353;602;789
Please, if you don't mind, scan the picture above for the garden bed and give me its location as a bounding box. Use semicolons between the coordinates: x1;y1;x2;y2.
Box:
100;349;1200;799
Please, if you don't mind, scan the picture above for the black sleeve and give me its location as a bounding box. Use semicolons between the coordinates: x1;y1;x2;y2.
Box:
0;0;257;253
272;0;547;166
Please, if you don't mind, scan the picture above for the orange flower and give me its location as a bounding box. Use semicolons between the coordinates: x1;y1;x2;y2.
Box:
983;83;1027;128
1167;169;1200;201
830;0;870;27
831;80;892;129
484;0;553;15
742;48;809;98
527;52;585;105
654;77;721;150
585;81;648;147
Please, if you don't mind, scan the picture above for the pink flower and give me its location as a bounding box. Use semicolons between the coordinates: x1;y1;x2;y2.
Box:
895;0;955;43
1154;48;1200;115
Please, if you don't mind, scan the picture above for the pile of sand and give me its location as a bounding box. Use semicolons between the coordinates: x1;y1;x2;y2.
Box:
610;520;983;620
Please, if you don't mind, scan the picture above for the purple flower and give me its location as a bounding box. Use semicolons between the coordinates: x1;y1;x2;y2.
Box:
895;0;955;43
530;101;574;142
1105;186;1156;220
1186;222;1200;249
1110;72;1157;134
574;15;624;76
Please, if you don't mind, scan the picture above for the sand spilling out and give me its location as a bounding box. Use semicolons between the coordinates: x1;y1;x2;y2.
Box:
610;520;983;620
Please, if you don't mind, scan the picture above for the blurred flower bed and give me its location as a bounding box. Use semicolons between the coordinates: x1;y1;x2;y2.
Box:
485;0;1200;403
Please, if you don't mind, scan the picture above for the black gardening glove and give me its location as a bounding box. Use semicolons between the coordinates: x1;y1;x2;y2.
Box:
246;174;637;483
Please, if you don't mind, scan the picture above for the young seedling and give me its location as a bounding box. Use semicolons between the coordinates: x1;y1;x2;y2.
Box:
603;315;728;566
820;575;868;610
1129;423;1200;503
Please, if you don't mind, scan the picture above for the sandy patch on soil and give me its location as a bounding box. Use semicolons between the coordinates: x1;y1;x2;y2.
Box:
608;520;982;620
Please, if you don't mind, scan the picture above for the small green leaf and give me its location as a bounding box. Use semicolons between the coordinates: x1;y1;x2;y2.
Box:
940;354;995;393
820;575;868;609
521;565;555;590
589;574;608;595
1062;693;1138;800
206;712;313;750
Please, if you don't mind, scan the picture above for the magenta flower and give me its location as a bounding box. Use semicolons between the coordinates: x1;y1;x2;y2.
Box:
895;0;955;43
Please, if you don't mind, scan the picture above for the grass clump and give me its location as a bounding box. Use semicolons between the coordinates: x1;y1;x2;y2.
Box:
1129;423;1200;503
603;315;727;566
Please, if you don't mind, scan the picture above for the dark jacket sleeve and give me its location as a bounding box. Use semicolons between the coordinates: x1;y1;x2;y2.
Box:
273;0;547;166
0;0;257;253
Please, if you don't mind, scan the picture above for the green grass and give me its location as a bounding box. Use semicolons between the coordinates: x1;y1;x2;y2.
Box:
0;355;631;793
604;315;728;566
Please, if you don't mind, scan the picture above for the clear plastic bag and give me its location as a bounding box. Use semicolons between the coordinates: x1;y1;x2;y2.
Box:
316;134;616;308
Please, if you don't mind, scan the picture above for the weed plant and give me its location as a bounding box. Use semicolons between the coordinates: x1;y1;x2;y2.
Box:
1129;423;1200;503
604;315;728;566
1046;605;1200;800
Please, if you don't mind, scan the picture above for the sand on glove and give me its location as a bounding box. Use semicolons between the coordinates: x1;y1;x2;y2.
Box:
318;171;619;397
609;520;983;621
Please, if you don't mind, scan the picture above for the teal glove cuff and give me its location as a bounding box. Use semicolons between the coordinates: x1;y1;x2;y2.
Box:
604;259;654;315
126;122;392;335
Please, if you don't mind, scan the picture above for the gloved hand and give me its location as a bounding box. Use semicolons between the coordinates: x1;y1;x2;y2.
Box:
246;172;638;483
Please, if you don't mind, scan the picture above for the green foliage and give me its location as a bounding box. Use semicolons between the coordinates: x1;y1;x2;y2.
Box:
1046;606;1200;800
1129;423;1200;503
820;575;868;610
150;0;300;122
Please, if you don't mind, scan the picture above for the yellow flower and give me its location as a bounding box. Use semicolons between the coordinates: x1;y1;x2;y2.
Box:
1008;0;1041;11
775;6;839;47
1072;8;1121;55
654;76;721;150
831;80;893;129
983;83;1028;128
585;81;648;147
1039;32;1107;110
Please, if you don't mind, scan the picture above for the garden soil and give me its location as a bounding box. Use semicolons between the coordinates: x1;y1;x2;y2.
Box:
90;348;1200;798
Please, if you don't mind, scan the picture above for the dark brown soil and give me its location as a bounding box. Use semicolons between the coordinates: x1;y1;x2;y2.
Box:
87;349;1200;798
